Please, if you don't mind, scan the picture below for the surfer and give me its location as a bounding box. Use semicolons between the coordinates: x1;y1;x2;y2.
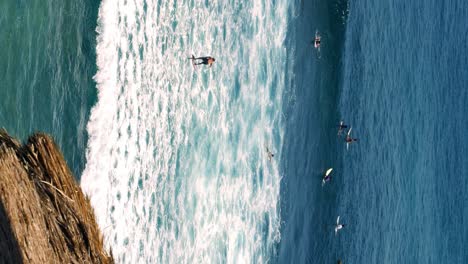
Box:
314;37;321;48
190;55;216;67
334;216;345;235
266;147;275;162
345;135;358;143
337;121;348;136
344;128;357;149
322;168;333;186
313;30;321;49
345;135;358;150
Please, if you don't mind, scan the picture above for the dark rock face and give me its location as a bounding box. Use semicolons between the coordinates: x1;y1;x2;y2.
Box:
0;130;113;263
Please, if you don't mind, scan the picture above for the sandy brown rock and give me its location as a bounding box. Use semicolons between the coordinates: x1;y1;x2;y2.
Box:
0;129;113;263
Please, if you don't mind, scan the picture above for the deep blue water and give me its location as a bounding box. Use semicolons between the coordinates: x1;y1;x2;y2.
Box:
1;0;467;263
279;0;468;263
278;0;347;262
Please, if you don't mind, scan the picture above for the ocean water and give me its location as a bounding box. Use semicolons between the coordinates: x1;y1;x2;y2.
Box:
334;1;468;263
0;0;100;177
2;0;467;263
279;0;468;263
81;0;287;262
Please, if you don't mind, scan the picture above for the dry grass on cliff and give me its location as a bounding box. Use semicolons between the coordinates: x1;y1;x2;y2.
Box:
0;129;113;263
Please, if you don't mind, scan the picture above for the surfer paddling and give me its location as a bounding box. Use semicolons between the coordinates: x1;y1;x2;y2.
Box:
337;121;348;136
314;36;321;48
322;168;333;186
345;136;358;143
334;216;345;235
190;55;215;68
313;30;321;49
266;146;275;162
345;128;357;149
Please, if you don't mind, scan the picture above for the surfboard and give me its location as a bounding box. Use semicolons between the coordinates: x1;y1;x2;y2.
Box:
314;30;321;49
346;128;352;150
322;168;333;186
335;216;342;235
190;55;196;69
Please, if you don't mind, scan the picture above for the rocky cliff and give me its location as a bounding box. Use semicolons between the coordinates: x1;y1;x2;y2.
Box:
0;130;113;263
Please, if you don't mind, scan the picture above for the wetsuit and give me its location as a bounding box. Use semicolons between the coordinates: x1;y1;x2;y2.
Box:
194;57;212;65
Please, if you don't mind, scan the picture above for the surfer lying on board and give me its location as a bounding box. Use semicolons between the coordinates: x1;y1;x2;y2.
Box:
322;168;333;186
190;55;216;67
345;135;358;143
266;147;275;161
344;128;358;147
313;30;321;49
334;216;345;235
337;121;348;135
314;37;321;48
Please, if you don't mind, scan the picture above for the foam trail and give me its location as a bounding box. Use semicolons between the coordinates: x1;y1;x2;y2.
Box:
82;0;289;262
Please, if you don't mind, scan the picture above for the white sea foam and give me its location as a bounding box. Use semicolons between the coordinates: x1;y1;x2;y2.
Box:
81;0;288;262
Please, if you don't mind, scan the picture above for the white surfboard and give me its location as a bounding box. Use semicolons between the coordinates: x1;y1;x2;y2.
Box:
346;127;352;150
322;168;333;186
189;54;196;69
314;30;321;49
335;216;342;235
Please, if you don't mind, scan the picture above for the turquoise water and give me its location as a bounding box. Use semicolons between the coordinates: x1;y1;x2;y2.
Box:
0;0;100;177
81;0;286;262
2;0;467;263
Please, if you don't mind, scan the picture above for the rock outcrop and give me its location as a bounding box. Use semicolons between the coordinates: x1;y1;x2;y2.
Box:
0;129;113;263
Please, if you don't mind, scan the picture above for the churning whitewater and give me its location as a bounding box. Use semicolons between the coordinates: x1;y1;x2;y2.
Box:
81;0;289;262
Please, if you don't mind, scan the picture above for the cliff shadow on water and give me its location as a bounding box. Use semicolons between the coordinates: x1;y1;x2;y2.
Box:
277;0;349;262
